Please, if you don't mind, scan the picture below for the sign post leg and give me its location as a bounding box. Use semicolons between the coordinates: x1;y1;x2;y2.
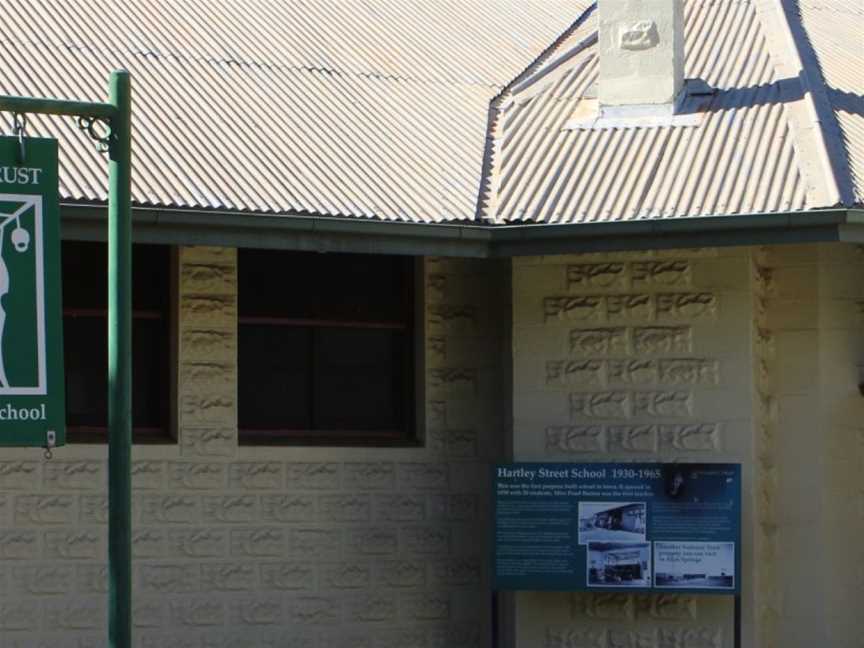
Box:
107;69;132;648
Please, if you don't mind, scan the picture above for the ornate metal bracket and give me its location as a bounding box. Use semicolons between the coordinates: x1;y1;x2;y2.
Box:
76;115;113;154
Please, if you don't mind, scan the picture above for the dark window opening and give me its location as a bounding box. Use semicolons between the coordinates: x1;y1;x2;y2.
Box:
238;249;415;446
62;241;172;443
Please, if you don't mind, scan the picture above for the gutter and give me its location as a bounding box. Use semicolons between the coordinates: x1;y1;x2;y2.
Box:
61;203;864;258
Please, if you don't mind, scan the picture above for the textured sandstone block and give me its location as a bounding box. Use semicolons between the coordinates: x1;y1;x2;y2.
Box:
133;599;165;628
343;462;396;490
181;428;237;458
169;599;226;627
167;462;227;491
181;362;236;398
202;495;257;524
181;393;235;427
44;530;103;560
427;304;477;335
138;564;199;594
11;565;74;595
228;463;283;490
0;462;40;490
285;462;342;490
400;591;450;621
229;528;285;558
201;562;258;592
345;528;397;556
398;463;449;491
288;596;340;625
376;560;427;588
132;529;166;559
43;462;104;490
79;495;109;525
347;592;398;622
181;262;237;294
181;330;236;365
132;461;165;490
140;495;201;524
374;495;426;522
44;598;106;630
401;527;450;555
15;495;75;525
319;495;371;522
0;600;41;630
229;598;283;626
427;494;477;522
167;528;227;558
180;295;237;328
261;494;315;522
320;562;371;589
428;623;482;648
180;246;236;265
76;565;107;594
259;562;315;591
429;557;481;586
292;528;342;560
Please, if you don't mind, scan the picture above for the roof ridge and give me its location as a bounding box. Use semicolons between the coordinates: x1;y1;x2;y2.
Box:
2;35;505;93
755;0;855;206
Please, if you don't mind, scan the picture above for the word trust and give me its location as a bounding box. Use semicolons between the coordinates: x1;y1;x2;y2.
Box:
0;166;43;185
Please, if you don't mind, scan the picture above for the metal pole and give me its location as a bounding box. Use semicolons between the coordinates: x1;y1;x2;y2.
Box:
107;69;132;648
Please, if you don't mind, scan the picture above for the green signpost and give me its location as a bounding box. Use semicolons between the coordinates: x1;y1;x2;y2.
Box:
0;136;66;448
0;71;133;648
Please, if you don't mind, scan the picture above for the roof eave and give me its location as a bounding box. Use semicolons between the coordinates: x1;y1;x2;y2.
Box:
61;203;863;258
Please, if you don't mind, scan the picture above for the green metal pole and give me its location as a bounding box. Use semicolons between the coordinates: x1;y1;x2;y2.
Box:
107;69;132;648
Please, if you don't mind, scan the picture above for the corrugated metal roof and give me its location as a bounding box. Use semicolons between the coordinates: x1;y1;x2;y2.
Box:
0;0;588;222
0;0;859;226
797;0;864;203
483;0;861;224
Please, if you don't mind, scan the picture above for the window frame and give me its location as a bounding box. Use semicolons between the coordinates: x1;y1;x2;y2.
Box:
61;240;177;445
237;250;423;447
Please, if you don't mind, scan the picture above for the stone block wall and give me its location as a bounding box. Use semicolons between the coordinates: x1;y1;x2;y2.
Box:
509;244;864;648
0;247;509;648
758;243;864;648
510;248;755;648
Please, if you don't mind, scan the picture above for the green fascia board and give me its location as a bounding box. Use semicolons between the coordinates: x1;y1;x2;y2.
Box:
61;203;862;257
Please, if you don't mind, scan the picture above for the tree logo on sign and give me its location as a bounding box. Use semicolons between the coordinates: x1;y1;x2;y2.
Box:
0;195;45;395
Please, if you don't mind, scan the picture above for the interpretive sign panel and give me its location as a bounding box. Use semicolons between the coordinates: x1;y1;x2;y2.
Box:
0;137;65;446
493;463;740;593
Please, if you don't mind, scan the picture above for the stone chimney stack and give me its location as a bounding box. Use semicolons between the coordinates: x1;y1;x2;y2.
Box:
598;0;685;113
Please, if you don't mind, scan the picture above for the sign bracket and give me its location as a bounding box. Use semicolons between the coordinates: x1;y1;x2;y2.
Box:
0;71;133;648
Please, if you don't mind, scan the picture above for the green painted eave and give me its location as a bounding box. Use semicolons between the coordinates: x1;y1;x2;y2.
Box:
61;203;864;257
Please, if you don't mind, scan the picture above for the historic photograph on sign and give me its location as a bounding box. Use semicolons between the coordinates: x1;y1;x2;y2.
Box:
654;541;735;589
587;542;651;588
578;501;647;544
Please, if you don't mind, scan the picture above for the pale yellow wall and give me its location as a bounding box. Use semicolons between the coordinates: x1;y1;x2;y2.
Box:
758;244;864;648
509;244;864;648
512;248;748;647
1;243;861;648
0;248;509;647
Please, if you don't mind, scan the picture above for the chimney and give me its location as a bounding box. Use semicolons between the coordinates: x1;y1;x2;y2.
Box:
598;0;684;114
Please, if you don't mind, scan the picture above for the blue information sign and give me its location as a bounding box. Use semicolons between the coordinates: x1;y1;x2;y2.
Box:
493;463;741;594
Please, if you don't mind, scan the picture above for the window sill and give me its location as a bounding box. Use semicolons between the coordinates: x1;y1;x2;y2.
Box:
239;429;421;448
65;426;177;445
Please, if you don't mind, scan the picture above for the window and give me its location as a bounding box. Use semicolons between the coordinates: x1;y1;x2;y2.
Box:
62;241;173;443
238;249;416;445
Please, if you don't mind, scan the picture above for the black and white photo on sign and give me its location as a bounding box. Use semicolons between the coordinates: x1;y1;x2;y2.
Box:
654;541;735;589
587;542;651;588
578;501;647;544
